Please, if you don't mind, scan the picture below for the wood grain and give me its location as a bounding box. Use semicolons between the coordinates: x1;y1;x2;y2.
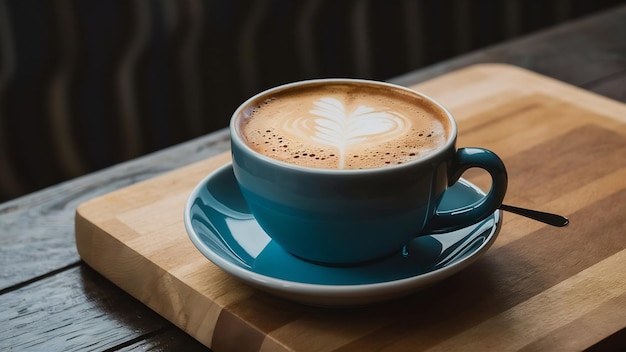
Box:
2;7;626;350
0;134;230;351
0;129;230;291
74;64;626;351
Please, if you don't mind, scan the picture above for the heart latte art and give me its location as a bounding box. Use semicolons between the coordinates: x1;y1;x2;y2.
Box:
239;83;450;169
287;97;410;168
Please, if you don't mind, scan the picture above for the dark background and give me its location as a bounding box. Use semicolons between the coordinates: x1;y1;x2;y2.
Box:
1;0;624;202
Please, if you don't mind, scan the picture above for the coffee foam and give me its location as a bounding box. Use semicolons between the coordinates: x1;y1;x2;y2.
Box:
239;83;450;169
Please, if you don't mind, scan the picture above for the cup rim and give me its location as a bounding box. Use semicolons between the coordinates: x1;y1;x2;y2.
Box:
230;78;458;175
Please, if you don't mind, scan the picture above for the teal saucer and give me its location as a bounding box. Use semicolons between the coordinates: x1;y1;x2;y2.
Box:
184;163;502;307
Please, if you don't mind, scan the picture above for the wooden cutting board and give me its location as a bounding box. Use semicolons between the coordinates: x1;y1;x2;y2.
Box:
75;64;626;351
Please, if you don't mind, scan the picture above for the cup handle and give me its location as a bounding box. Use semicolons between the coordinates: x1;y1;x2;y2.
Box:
425;147;508;233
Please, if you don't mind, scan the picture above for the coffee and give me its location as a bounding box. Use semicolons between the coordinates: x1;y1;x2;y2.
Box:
230;79;507;264
238;82;451;169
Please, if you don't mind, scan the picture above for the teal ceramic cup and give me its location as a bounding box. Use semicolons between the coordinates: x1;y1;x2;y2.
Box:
230;79;507;265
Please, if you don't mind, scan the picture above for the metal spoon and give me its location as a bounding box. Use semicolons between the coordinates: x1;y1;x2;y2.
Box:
500;204;569;227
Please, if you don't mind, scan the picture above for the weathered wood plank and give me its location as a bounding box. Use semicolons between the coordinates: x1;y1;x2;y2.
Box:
585;71;626;103
0;264;210;351
0;264;203;351
0;130;230;291
391;4;626;96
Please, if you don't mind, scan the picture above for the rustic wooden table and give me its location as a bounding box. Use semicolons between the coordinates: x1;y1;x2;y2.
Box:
2;5;626;351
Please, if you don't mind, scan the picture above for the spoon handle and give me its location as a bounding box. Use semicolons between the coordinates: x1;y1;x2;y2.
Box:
500;204;569;227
